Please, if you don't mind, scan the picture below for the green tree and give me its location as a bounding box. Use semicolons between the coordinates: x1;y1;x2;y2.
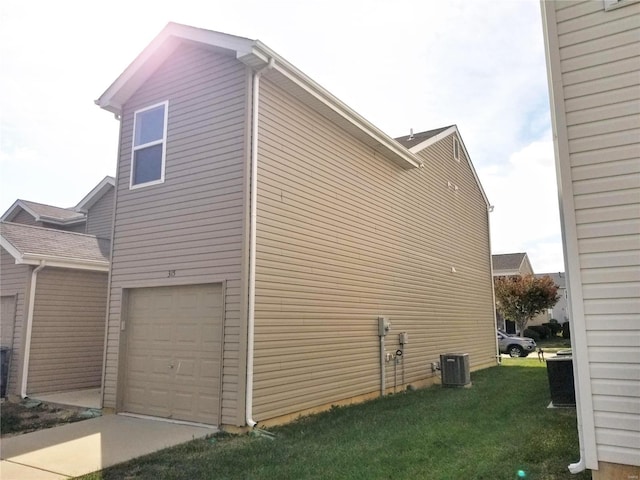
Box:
494;274;560;337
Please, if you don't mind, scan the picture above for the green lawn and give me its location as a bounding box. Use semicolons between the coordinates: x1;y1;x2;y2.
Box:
79;360;589;480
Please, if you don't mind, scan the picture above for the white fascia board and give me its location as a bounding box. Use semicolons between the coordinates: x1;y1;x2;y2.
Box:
1;200;37;223
1;200;24;222
20;253;109;272
2;200;84;225
408;126;458;154
0;236;24;263
75;176;115;212
245;42;422;170
96;23;255;115
410;125;490;207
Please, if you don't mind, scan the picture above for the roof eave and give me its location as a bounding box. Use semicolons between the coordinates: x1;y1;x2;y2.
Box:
75;176;116;212
97;23;421;170
244;42;421;170
1;234;109;272
20;253;110;272
96;23;255;115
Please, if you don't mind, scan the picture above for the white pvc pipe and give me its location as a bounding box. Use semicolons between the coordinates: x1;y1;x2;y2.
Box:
21;261;45;398
380;336;385;396
246;58;274;428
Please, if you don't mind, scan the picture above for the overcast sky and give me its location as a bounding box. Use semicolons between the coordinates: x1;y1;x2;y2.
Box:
0;0;565;273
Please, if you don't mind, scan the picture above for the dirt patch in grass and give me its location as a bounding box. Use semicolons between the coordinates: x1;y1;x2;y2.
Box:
1;399;92;437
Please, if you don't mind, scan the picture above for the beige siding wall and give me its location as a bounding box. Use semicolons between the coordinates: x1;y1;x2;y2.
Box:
0;248;29;396
252;78;496;421
27;268;108;394
104;43;248;425
86;187;114;239
549;0;640;467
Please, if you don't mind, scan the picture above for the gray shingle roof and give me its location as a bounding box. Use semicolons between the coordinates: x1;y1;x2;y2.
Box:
19;200;86;222
492;253;527;272
1;222;110;265
395;126;454;149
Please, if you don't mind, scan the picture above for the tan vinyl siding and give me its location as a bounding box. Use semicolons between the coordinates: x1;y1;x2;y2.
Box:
86;187;114;239
0;248;29;396
27;268;107;394
550;0;640;467
252;78;495;421
11;210;40;226
104;43;248;426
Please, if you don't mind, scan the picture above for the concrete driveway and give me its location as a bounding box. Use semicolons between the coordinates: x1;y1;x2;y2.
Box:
0;414;216;479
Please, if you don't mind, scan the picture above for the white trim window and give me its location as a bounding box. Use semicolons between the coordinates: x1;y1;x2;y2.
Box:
130;101;168;188
453;136;460;162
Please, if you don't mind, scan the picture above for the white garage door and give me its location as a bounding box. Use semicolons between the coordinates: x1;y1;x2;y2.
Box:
122;284;223;425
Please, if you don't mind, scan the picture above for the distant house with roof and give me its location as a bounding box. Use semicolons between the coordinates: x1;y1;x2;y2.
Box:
492;253;535;333
0;176;114;401
536;272;568;324
492;252;534;277
1;176;115;239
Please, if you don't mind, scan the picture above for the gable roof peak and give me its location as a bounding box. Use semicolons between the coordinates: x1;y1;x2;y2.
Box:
96;22;422;171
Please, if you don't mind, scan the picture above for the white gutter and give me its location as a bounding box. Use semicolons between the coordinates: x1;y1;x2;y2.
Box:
246;58;274;428
21;261;46;398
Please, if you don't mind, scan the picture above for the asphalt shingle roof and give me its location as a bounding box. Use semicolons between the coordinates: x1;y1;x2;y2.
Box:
492;253;527;272
19;200;85;222
395;126;453;149
1;222;110;264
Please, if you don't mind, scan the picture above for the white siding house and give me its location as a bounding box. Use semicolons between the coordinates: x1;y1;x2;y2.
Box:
540;1;640;478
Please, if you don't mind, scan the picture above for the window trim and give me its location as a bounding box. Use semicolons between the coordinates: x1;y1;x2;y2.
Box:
130;100;168;189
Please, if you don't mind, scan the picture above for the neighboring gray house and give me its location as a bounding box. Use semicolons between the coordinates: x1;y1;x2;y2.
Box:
536;272;568;324
492;252;535;332
0;224;110;398
541;0;640;478
492;252;534;277
96;23;497;429
0;176;114;400
1;176;115;238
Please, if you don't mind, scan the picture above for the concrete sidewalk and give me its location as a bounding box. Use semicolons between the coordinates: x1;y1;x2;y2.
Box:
0;414;216;479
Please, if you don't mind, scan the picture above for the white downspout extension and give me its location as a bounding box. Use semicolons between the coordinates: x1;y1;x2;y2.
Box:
246;58;274;428
380;336;385;396
21;261;45;398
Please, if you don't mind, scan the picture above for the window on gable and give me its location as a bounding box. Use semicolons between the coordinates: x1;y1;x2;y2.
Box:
453;137;460;162
131;101;168;188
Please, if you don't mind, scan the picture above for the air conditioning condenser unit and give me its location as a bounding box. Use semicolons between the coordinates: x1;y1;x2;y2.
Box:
440;353;471;387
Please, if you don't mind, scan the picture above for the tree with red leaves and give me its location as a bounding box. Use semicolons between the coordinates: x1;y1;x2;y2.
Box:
494;274;560;337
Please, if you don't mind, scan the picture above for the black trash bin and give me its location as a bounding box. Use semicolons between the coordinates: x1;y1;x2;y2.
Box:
0;347;10;398
546;353;575;407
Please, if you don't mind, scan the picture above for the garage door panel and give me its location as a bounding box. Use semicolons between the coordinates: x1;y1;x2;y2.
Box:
122;284;223;425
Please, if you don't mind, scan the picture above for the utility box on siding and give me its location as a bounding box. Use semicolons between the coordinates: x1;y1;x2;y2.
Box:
440;353;471;387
